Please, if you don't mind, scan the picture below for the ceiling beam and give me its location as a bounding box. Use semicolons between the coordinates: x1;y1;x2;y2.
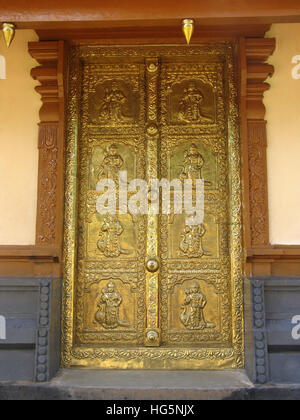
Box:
1;0;300;28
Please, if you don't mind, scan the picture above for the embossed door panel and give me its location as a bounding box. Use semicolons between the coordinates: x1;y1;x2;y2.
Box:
159;60;231;347
76;62;147;347
63;46;244;370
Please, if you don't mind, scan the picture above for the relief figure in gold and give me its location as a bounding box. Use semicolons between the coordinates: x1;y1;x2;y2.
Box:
98;81;131;123
98;144;124;182
179;223;207;258
179;143;204;181
178;82;213;123
180;282;215;330
97;214;129;257
95;281;129;329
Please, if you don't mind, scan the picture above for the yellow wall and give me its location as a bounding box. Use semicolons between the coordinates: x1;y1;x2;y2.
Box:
265;24;300;245
0;30;40;245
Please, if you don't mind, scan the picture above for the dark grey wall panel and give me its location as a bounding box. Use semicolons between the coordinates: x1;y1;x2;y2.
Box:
0;280;39;349
265;279;300;347
3;317;36;344
250;277;300;385
0;350;35;381
0;277;61;382
0;287;38;314
269;353;300;384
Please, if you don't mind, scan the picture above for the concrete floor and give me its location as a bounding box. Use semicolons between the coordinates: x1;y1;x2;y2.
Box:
0;369;300;400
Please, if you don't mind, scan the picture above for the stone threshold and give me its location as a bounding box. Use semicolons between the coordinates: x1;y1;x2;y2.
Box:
0;369;300;400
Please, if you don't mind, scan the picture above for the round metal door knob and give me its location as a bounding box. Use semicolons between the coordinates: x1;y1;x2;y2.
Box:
146;259;159;273
147;330;159;341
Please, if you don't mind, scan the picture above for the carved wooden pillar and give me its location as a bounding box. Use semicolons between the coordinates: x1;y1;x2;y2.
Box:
29;41;66;256
243;38;276;249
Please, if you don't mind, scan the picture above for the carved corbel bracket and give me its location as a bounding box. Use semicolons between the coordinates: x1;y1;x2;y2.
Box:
244;38;276;248
29;41;66;251
246;39;275;120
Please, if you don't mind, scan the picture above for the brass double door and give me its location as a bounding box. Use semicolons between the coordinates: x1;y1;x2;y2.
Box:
63;45;244;369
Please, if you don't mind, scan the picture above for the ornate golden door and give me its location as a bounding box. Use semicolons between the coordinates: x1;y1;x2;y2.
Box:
62;45;244;369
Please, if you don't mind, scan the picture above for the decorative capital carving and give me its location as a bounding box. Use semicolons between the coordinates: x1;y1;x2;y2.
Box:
29;41;64;122
245;38;276;63
245;38;275;120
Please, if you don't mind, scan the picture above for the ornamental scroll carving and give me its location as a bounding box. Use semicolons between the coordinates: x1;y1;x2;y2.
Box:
245;38;276;247
248;122;269;246
36;124;59;245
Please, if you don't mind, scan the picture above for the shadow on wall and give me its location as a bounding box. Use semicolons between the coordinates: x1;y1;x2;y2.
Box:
0;55;6;79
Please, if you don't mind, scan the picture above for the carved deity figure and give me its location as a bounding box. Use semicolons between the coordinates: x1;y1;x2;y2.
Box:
180;281;215;330
179;223;207;258
98;144;124;182
95;281;129;329
178;82;212;123
99;81;130;123
179;143;204;182
97;214;128;258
